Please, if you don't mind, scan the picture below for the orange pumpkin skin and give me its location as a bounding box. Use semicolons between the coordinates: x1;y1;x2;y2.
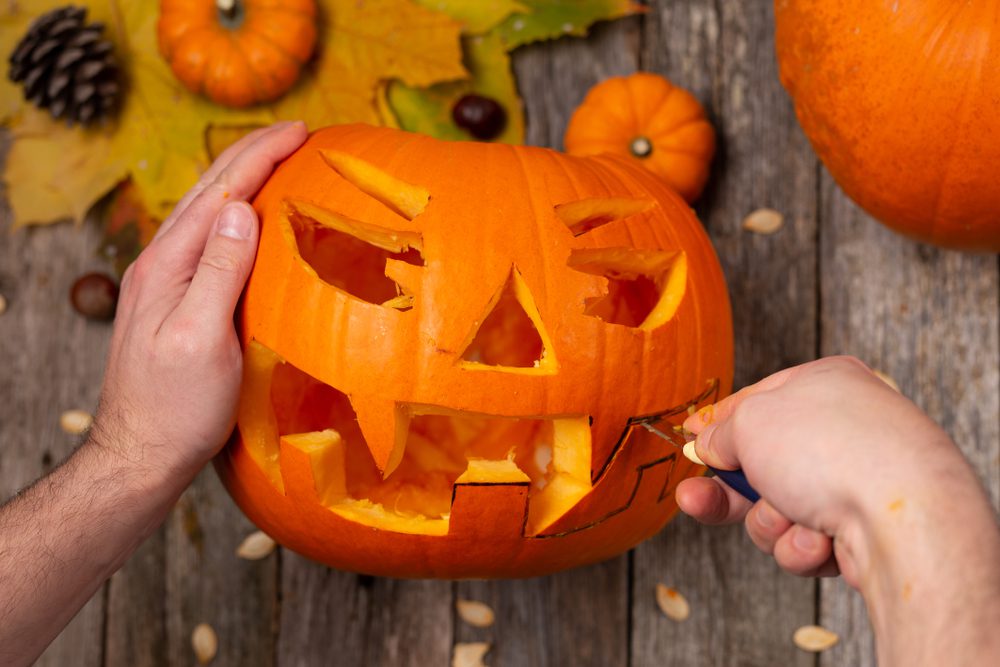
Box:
775;0;1000;251
564;73;716;204
216;124;733;578
157;0;317;108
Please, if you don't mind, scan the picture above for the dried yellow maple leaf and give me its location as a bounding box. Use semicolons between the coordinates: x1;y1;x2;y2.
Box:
1;0;466;227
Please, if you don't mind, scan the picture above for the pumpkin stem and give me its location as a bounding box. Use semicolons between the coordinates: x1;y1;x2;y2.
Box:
630;136;653;158
216;0;243;26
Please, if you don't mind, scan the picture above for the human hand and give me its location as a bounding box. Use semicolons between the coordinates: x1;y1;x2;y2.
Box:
676;356;988;587
91;121;308;485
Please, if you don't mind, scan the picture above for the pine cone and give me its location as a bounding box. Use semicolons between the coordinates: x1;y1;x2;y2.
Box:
7;5;120;126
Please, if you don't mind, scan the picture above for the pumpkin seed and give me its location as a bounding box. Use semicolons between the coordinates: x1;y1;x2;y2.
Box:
236;530;276;560
60;409;93;435
682;442;705;466
452;642;490;667
0;293;7;315
793;624;839;652
655;584;690;621
742;208;784;235
456;599;495;628
191;623;218;664
873;369;900;393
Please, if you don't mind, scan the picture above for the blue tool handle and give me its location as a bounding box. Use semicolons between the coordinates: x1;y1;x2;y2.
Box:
709;466;760;503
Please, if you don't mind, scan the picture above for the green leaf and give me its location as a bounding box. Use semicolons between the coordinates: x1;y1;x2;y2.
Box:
387;32;524;144
411;0;529;34
496;0;642;50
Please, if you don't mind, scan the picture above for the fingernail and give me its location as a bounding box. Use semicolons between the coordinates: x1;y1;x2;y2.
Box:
695;423;716;459
217;204;253;240
793;527;819;551
757;502;776;528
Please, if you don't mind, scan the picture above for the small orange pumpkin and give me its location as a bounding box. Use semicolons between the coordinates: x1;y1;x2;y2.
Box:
158;0;317;108
216;124;733;578
776;0;1000;251
564;73;716;204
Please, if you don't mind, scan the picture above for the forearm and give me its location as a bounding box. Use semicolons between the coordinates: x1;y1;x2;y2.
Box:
851;461;1000;666
0;435;193;666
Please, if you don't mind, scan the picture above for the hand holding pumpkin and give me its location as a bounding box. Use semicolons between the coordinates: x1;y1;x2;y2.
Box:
92;121;308;483
678;356;1000;665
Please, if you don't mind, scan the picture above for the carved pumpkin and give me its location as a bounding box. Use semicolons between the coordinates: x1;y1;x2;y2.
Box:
216;124;733;578
157;0;317;108
775;0;1000;251
564;73;716;204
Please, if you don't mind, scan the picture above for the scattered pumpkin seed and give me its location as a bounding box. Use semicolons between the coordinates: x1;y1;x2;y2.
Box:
873;369;901;393
191;623;218;664
452;642;490;667
682;442;705;466
235;530;277;560
456;599;495;628
793;624;839;652
655;583;690;622
60;409;93;435
742;208;784;235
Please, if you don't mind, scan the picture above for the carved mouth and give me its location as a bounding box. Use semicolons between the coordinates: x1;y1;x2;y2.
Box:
238;341;593;537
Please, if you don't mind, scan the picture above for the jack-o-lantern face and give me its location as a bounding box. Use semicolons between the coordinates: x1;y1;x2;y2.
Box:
216;124;733;578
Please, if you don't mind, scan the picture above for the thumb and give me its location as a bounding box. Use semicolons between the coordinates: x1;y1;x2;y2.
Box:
177;201;259;330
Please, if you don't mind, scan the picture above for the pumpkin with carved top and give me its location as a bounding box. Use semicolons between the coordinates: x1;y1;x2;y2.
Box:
157;0;317;108
776;0;1000;250
216;124;733;578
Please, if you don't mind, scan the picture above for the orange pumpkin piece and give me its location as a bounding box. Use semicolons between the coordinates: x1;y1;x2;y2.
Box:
564;73;716;204
158;0;317;108
776;0;1000;251
217;124;733;578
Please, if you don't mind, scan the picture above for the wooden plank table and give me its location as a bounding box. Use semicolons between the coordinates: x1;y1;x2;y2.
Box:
2;3;997;665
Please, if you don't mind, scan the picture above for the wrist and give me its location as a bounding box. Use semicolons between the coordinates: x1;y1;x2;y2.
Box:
840;452;1000;664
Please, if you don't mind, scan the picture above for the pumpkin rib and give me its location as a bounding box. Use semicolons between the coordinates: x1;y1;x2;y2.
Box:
241;26;309;65
628;74;676;130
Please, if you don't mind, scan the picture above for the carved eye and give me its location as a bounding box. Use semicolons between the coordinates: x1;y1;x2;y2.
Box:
557;197;687;330
282;152;429;310
568;247;687;330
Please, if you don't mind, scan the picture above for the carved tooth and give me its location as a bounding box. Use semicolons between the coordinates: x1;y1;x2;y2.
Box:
351;396;410;478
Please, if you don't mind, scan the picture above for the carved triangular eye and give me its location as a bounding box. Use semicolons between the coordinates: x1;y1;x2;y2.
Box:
568;248;687;330
555;197;654;236
285;199;423;309
459;268;557;373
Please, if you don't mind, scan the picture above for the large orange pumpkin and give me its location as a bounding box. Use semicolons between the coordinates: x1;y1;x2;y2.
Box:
775;0;1000;251
158;0;317;108
564;73;716;204
216;124;733;578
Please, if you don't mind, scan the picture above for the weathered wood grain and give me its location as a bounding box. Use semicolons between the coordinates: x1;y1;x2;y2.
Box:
817;175;1000;666
632;2;819;665
0;200;110;666
276;556;452;667
164;470;278;666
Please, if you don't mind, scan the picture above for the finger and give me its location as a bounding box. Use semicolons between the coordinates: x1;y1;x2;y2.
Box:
154;121;307;269
773;525;835;576
683;367;798;434
676;476;754;526
744;499;793;554
155;123;276;240
170;202;259;333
